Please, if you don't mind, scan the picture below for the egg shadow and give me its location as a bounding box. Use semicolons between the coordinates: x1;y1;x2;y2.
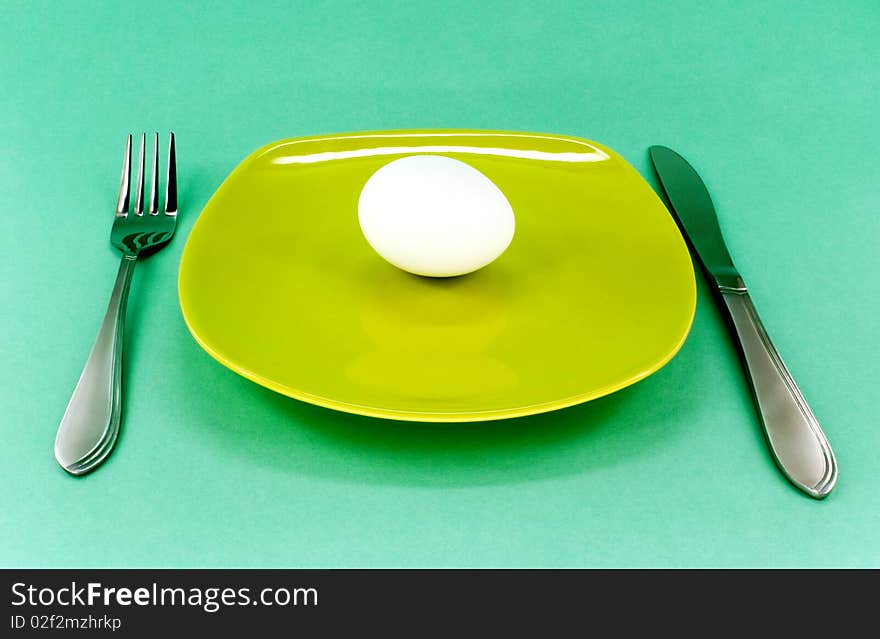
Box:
183;340;702;488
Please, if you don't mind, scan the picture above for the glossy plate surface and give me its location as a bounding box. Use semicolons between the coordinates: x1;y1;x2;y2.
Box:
179;130;696;421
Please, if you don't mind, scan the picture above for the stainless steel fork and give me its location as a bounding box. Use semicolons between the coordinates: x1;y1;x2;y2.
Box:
54;132;178;475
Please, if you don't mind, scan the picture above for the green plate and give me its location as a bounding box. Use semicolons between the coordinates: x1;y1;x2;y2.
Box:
178;130;696;421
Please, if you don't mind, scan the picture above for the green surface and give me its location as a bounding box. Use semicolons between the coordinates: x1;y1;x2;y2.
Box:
1;0;878;567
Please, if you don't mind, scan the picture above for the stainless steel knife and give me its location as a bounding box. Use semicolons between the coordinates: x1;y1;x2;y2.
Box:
649;145;837;499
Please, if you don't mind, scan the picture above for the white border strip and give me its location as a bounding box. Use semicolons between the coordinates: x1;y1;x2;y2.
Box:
271;145;608;164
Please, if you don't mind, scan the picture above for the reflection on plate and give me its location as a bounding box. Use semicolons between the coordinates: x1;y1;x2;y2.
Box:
178;130;696;421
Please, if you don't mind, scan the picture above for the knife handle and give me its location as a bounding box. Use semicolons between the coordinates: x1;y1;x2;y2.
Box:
718;288;837;498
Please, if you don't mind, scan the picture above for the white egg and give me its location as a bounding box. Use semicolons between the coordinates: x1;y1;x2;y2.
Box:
358;155;515;277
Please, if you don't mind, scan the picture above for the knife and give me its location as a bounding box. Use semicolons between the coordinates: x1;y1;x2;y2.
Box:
649;145;837;499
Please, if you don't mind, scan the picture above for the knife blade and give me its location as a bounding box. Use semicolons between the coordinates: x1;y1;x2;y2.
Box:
649;145;837;499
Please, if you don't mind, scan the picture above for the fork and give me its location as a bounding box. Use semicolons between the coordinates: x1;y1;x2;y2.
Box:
54;132;178;475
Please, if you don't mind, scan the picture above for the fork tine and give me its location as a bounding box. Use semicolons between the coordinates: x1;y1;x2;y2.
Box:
164;132;177;216
134;133;145;215
115;134;132;217
148;132;159;215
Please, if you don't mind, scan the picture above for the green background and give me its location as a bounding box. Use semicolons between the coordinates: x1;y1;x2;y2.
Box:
2;0;877;567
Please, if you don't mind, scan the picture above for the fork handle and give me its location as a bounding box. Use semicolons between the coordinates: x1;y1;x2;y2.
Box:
719;288;837;498
54;254;137;474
